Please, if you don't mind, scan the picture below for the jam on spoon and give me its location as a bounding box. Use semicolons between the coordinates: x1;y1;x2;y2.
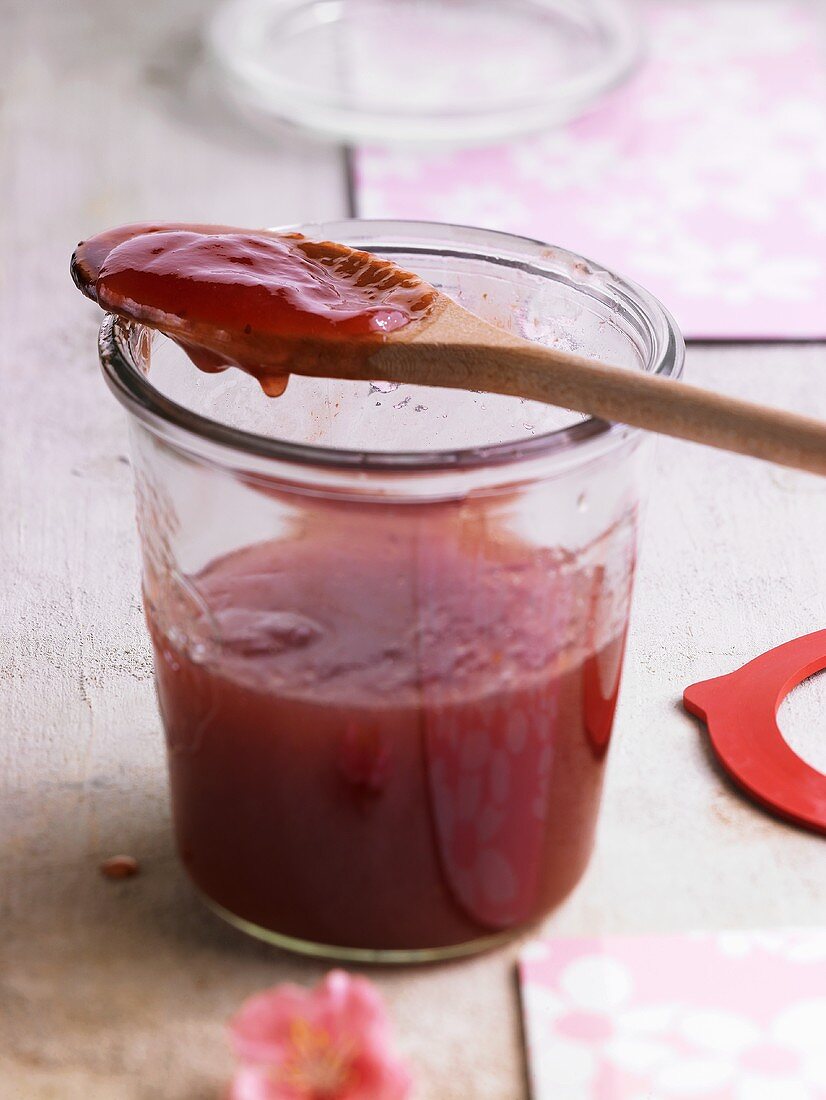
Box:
71;223;438;395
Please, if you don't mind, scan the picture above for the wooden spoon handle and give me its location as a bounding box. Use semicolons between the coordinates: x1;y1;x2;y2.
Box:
370;338;826;476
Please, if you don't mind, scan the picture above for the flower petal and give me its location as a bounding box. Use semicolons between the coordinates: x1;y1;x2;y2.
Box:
230;986;309;1062
738;1075;808;1100
802;1051;826;1088
345;1057;413;1100
605;1035;672;1074
717;932;754;957
229;1065;297;1100
532;1035;598;1092
680;1009;761;1055
653;1056;733;1095
772;998;826;1055
319;970;390;1041
559;955;632;1013
620;1004;678;1035
522;985;566;1027
786;932;826;963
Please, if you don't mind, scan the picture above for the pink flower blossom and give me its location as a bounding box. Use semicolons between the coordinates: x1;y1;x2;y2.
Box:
228;970;413;1100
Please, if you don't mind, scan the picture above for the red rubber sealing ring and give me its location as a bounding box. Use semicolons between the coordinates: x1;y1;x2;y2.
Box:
684;630;826;836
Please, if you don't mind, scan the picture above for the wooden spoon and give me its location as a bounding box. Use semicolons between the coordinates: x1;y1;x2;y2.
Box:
362;299;826;476
74;226;826;475
258;292;826;477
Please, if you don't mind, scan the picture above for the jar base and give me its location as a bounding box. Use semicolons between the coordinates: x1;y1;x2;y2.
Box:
201;892;523;965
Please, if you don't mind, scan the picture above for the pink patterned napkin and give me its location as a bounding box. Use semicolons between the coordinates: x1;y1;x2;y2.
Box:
356;1;826;340
519;928;826;1098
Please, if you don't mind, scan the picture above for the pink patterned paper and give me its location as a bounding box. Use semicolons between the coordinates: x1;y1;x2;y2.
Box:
520;928;826;1098
356;1;826;340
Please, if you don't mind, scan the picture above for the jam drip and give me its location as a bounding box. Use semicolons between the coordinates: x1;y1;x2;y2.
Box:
71;223;437;394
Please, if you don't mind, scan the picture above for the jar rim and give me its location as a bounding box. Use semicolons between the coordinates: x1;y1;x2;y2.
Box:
97;219;684;474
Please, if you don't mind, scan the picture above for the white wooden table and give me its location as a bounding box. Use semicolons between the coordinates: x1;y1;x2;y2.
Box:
3;2;825;1096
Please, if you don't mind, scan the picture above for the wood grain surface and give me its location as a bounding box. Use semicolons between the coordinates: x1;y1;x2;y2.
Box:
2;2;826;1098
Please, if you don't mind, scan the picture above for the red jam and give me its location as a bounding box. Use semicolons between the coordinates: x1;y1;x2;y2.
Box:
71;223;437;394
149;502;627;952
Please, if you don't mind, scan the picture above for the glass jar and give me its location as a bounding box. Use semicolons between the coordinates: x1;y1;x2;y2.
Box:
99;220;683;962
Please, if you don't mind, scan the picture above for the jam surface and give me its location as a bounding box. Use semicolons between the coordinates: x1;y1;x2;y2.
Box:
148;502;629;952
71;223;438;394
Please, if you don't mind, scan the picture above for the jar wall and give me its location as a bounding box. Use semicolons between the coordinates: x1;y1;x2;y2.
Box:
103;219;681;960
131;418;648;959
